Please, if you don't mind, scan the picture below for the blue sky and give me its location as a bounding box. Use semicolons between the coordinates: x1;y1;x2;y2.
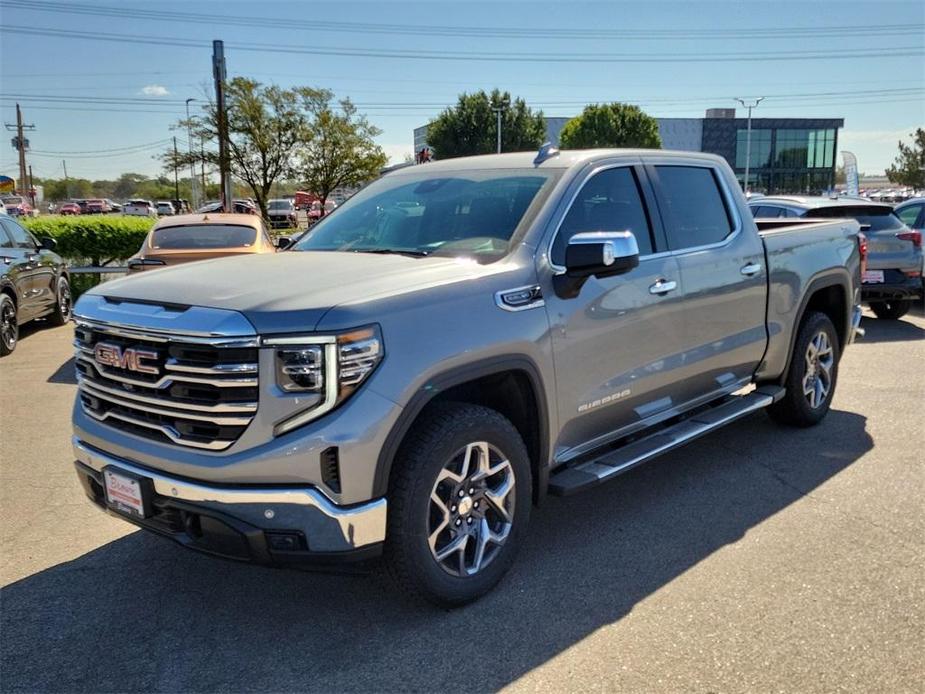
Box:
1;0;922;182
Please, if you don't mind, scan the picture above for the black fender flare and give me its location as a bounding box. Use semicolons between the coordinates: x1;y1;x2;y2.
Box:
779;269;852;382
372;355;552;502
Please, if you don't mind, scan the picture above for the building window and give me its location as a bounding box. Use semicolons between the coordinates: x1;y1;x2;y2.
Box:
774;128;836;170
736;129;771;169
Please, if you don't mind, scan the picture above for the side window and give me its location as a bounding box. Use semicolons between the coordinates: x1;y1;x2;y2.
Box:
751;205;782;218
0;223;13;249
552;167;653;264
897;204;922;228
655;166;734;250
1;218;37;249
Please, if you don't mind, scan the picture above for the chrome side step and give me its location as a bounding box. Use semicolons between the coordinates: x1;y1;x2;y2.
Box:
548;386;784;496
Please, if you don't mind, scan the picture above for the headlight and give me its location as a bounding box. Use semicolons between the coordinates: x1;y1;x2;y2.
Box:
270;325;383;436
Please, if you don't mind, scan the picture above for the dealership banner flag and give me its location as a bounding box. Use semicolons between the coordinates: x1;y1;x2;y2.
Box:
841;151;859;197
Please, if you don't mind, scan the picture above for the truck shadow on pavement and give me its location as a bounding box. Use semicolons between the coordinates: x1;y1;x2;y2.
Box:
1;410;872;692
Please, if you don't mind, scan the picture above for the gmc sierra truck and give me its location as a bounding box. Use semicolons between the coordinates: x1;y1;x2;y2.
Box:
71;148;863;606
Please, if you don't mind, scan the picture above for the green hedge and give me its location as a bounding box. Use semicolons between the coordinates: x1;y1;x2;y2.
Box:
21;215;154;265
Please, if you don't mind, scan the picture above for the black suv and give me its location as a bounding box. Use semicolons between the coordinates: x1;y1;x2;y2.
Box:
0;215;71;356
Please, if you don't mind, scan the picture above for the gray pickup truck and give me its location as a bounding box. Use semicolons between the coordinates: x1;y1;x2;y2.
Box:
71;148;863;605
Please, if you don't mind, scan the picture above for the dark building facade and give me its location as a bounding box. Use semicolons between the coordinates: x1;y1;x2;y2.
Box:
415;109;844;194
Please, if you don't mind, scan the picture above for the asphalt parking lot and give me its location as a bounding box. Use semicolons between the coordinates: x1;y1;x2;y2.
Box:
1;308;923;692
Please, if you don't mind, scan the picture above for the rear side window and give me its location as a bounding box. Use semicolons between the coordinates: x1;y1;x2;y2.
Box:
896;204;923;228
0;224;13;249
1;218;37;249
553;167;653;263
752;205;783;218
655;166;734;249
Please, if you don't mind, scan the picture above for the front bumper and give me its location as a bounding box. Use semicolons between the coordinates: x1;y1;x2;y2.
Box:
861;270;922;302
73;438;386;567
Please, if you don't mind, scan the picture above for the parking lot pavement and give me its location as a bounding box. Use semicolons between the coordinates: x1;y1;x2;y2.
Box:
1;308;923;692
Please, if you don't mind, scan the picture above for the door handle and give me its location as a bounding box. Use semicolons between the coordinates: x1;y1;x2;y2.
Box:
740;262;762;276
649;278;678;295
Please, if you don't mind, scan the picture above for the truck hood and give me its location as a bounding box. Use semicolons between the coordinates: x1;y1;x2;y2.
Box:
92;251;500;333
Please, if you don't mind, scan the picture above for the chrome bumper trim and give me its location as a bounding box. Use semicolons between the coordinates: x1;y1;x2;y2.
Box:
73;438;387;551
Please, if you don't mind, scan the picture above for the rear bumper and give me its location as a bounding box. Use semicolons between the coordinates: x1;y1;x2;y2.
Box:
73;438;386;567
861;270;921;302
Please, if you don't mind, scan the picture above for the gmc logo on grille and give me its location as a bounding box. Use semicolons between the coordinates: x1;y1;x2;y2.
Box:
94;342;160;375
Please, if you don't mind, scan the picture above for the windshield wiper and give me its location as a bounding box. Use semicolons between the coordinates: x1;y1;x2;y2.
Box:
350;248;431;258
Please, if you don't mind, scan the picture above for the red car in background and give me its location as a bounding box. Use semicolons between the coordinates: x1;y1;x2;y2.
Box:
2;196;36;217
58;202;81;216
85;198;112;214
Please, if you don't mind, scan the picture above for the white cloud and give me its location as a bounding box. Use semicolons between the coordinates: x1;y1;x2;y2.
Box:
378;142;413;166
140;84;170;97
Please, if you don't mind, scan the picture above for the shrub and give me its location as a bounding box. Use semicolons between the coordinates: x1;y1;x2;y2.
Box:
22;215;154;265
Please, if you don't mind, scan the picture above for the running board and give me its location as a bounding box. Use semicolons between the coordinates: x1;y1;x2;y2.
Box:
548;386;784;497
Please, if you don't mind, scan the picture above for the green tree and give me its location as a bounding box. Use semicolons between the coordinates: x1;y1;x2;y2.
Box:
885;128;925;188
559;103;662;150
174;78;314;217
294;91;387;211
426;89;546;159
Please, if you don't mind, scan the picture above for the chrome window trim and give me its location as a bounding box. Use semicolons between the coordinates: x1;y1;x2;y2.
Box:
546;161;650;274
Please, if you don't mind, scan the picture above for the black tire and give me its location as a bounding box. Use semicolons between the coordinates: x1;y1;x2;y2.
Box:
767;311;840;428
0;293;18;356
48;276;72;327
384;402;532;607
868;299;911;320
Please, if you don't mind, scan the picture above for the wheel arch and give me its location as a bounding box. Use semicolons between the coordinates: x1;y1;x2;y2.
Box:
779;271;851;384
374;355;552;504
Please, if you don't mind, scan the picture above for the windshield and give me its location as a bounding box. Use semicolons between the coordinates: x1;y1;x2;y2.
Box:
810;206;906;231
292;168;560;262
269;200;292;210
152;224;257;249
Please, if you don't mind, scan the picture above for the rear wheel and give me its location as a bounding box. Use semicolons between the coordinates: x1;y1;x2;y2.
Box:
869;299;911;320
767;311;839;427
384;402;531;607
0;294;18;356
48;277;72;326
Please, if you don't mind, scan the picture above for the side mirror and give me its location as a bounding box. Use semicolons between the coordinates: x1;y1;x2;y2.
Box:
127;258;166;272
276;236;293;250
564;231;639;278
40;237;57;251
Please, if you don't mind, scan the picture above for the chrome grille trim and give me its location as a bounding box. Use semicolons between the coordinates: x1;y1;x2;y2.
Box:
76;355;258;388
77;376;257;415
74;311;259;451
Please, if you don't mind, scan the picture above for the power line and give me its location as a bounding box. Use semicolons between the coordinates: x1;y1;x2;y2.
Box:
5;0;923;40
28;138;173;154
1;25;922;64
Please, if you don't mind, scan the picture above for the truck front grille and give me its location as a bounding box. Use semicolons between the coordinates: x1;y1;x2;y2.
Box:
74;322;259;451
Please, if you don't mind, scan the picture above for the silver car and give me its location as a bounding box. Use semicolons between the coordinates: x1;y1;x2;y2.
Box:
751;196;923;319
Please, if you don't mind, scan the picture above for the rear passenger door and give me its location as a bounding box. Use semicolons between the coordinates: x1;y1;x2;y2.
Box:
647;163;768;404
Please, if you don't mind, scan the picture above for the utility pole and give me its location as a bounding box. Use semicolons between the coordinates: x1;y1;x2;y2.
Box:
200;137;207;201
491;99;509;154
28;165;35;208
735;97;764;194
172;136;180;203
212;40;232;212
62;159;70;200
185;98;198;208
4;103;35;195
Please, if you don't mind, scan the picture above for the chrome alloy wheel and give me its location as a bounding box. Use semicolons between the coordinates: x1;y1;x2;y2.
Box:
427;441;515;577
0;300;16;351
58;280;72;320
803;330;834;409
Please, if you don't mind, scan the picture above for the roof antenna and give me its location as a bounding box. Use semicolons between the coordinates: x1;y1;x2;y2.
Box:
534;142;559;166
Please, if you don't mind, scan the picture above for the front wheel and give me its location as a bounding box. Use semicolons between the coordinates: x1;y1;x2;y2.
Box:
869;299;911;320
767;311;839;427
384;402;532;607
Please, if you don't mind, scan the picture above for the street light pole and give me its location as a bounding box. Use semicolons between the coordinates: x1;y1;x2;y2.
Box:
491;100;509;154
735;97;764;194
185;98;198;209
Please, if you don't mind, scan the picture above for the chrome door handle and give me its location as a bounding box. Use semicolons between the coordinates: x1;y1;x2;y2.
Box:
740;262;762;276
649;278;678;295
